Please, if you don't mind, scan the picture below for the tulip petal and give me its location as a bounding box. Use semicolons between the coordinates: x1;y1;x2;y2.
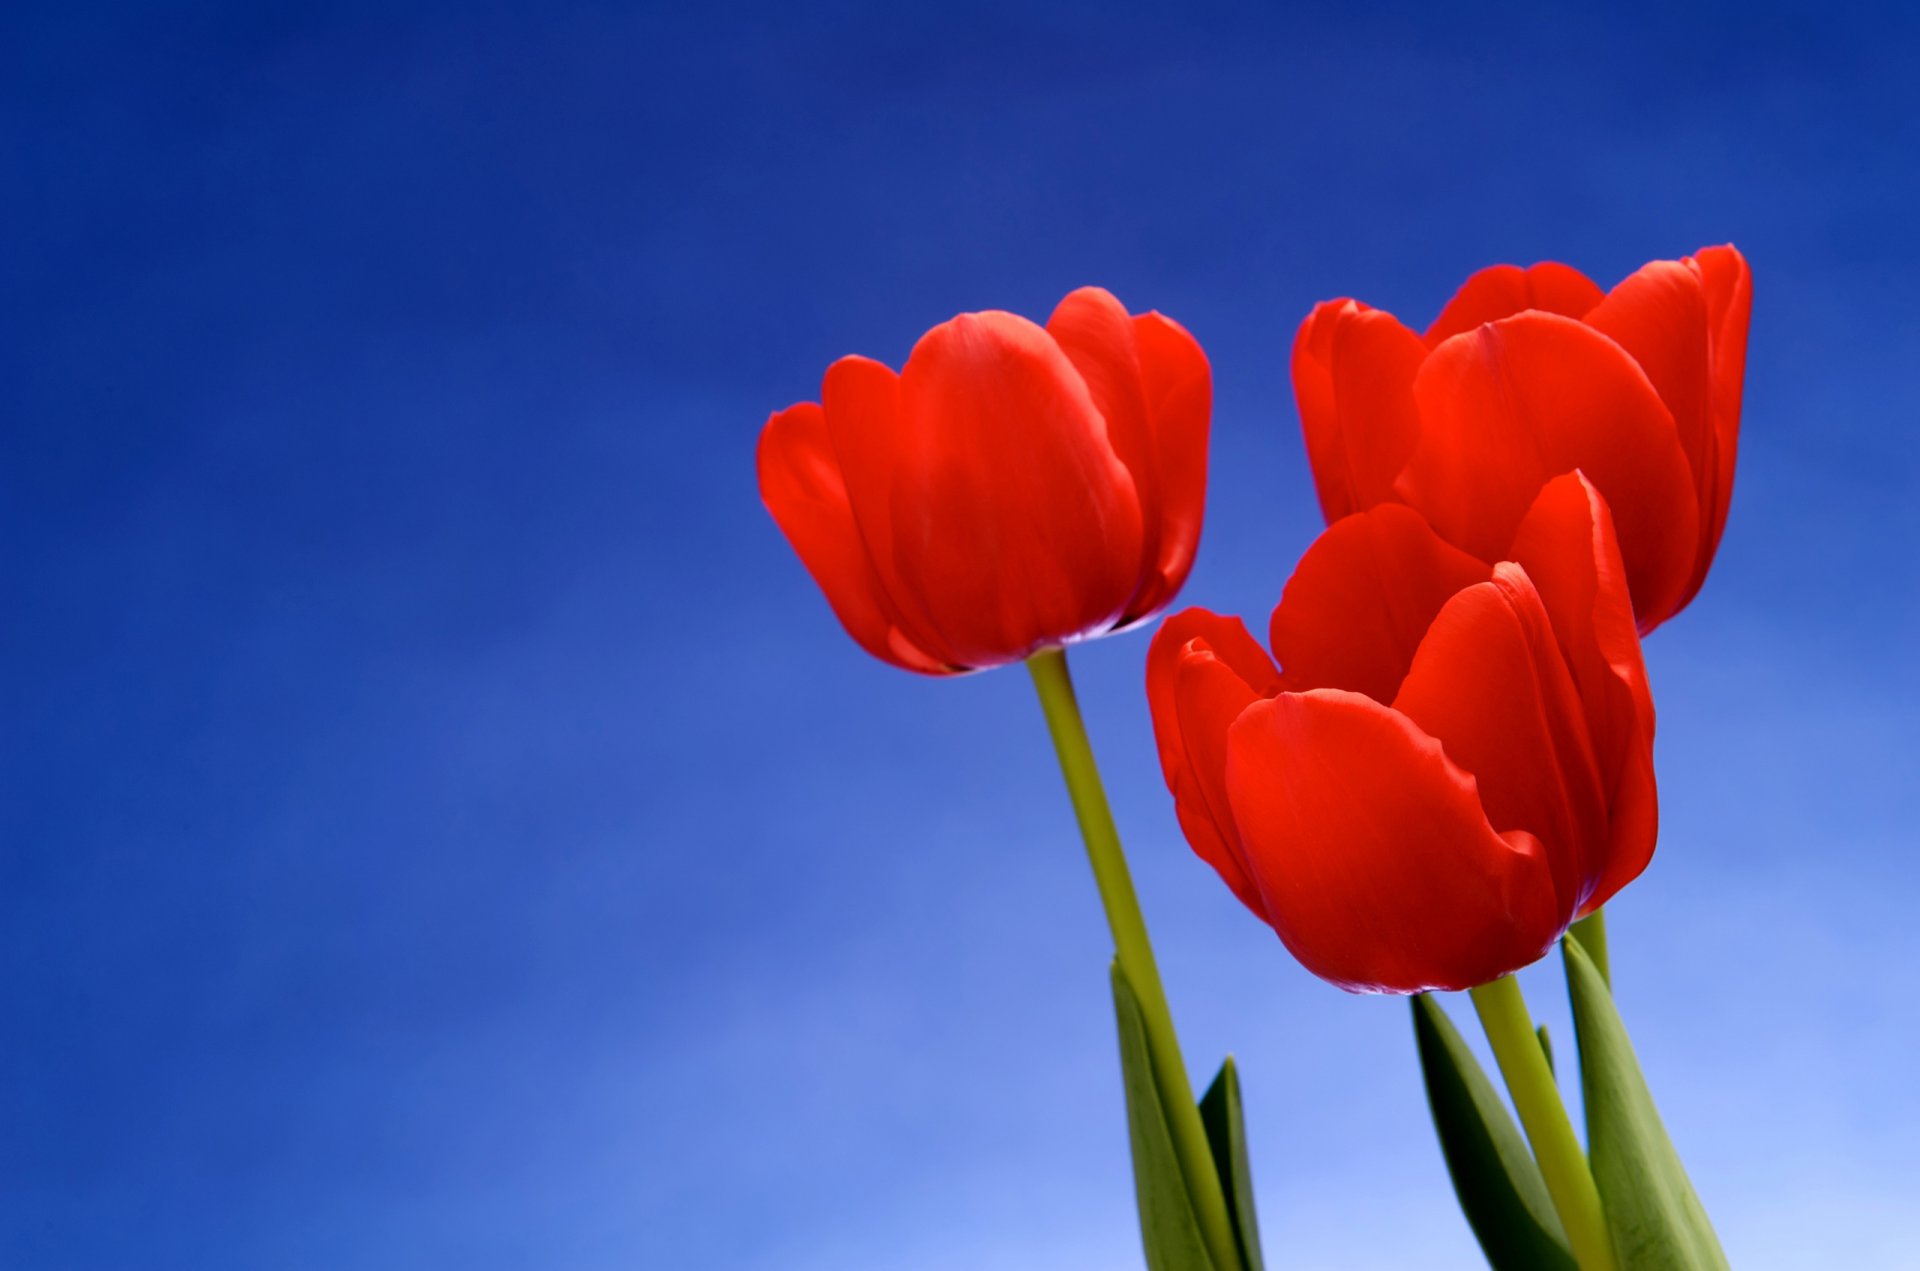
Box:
1401;312;1701;630
1122;310;1212;623
1509;474;1657;913
1392;568;1606;918
1423;262;1606;348
830;313;1144;668
1147;609;1281;921
1047;287;1162;593
1688;244;1752;604
1223;689;1562;993
819;353;981;667
1291;300;1428;523
757;402;955;674
1268;504;1489;706
1582;258;1714;530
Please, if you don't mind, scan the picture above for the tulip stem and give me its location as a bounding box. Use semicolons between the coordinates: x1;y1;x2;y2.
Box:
1570;908;1610;986
1471;974;1618;1271
1026;646;1243;1271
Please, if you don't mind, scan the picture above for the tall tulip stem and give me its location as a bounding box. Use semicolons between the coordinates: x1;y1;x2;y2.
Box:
1470;974;1618;1271
1026;646;1243;1271
1570;908;1611;986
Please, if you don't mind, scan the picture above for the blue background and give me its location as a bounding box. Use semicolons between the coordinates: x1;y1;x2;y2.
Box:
6;2;1917;1266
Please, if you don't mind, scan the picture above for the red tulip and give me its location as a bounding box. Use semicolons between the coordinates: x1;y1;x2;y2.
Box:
758;288;1211;673
1147;473;1656;993
1293;245;1750;632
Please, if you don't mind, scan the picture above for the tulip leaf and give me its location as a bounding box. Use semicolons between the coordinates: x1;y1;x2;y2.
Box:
1537;1023;1556;1076
1563;939;1729;1270
1411;995;1577;1271
1199;1056;1266;1271
1111;961;1219;1271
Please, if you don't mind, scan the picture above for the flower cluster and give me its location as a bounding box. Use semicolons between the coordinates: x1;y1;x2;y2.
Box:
1150;248;1749;991
761;248;1750;995
756;246;1754;1271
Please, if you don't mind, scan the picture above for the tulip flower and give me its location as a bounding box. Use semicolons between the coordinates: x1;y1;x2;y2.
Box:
1147;472;1655;995
758;286;1210;673
1292;245;1750;632
757;290;1255;1271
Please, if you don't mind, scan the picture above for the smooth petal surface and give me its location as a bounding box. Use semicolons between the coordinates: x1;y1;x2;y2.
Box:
832;311;1144;668
818;353;956;659
1582;259;1714;525
1423;262;1606;348
1687;243;1752;607
757;401;955;674
1223;689;1562;993
1508;474;1657;912
1268;504;1489;705
1291;300;1428;523
1391;567;1605;920
1123;310;1212;623
1047;286;1161;582
1400;312;1700;629
1147;609;1280;920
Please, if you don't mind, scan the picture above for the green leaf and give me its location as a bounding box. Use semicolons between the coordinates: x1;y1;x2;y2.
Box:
1111;961;1218;1271
1537;1023;1556;1077
1563;938;1728;1270
1411;995;1577;1271
1199;1056;1266;1271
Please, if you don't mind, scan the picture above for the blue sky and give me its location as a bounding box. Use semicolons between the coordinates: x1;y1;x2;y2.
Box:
4;2;1917;1267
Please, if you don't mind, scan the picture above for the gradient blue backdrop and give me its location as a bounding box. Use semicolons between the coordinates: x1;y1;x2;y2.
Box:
5;2;1916;1267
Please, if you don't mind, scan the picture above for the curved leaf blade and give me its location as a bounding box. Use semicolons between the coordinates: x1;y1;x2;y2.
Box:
1563;938;1728;1270
1412;994;1578;1271
1111;961;1218;1271
1199;1056;1266;1271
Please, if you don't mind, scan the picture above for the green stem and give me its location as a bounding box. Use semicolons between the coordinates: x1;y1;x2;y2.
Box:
1027;646;1242;1271
1570;908;1610;987
1470;975;1617;1271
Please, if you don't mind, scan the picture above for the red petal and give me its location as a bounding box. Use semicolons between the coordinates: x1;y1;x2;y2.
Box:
1391;567;1606;918
1401;312;1701;630
1423;261;1606;347
1047;287;1162;601
758;403;957;674
1508;474;1658;912
1268;504;1489;705
1685;244;1752;607
1146;609;1282;922
1223;689;1563;993
830;313;1144;668
1583;258;1714;538
1119;310;1212;624
817;354;958;658
1290;300;1428;524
